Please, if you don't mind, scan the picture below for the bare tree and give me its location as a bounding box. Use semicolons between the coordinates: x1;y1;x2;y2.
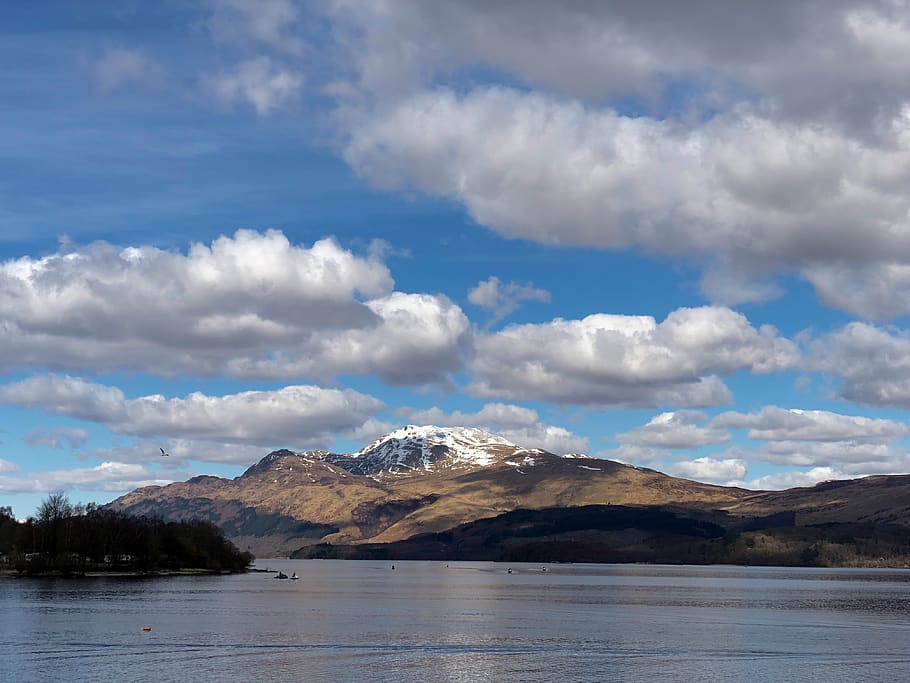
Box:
37;492;72;524
36;492;73;561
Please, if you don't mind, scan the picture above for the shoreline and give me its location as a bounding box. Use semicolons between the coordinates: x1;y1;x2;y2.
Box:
0;567;248;578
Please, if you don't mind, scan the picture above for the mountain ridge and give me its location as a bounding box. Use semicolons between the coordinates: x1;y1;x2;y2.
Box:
108;425;910;561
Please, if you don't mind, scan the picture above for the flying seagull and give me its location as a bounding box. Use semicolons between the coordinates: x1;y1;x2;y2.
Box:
159;447;170;457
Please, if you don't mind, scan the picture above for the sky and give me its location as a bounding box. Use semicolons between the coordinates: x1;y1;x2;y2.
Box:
5;0;910;517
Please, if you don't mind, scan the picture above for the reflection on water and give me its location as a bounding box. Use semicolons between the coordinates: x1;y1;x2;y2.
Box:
4;562;910;682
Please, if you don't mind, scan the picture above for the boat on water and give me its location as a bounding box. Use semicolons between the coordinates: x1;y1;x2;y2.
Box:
290;572;299;580
275;572;288;579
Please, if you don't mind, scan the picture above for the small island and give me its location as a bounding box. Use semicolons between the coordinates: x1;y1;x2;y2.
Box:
0;494;252;576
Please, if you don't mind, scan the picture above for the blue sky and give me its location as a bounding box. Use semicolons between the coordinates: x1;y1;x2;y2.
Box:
5;1;910;517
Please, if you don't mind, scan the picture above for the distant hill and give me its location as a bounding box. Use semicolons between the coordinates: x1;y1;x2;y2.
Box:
109;425;910;565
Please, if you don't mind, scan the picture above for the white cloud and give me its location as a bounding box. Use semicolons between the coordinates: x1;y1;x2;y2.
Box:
0;230;484;381
470;306;796;406
611;403;910;475
468;276;550;322
752;440;907;470
94;48;162;92
24;427;90;450
229;292;472;385
396;402;587;454
398;402;540;431
742;467;853;491
209;56;303;114
333;1;910;136
596;443;665;467
715;406;908;442
617;411;731;449
669;456;747;484
709;406;910;471
342;418;400;446
811;323;910;407
344;87;910;289
0;230;472;385
0;461;172;495
329;2;910;319
0;376;385;447
498;424;589;455
804;261;910;320
0;459;19;474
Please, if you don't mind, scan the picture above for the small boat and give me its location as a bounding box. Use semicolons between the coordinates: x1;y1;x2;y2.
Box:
275;572;288;579
290;572;299;580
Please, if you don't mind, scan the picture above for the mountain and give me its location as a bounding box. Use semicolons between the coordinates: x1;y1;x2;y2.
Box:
108;425;910;564
324;425;527;475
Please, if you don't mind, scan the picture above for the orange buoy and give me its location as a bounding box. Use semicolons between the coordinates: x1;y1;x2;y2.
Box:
141;626;152;632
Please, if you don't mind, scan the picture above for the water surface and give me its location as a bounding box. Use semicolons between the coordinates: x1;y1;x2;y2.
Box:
4;561;910;681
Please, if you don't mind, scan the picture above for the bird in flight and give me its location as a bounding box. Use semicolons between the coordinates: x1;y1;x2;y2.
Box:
159;447;170;457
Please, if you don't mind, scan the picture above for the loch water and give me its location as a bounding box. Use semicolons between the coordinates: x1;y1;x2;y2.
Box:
4;561;910;682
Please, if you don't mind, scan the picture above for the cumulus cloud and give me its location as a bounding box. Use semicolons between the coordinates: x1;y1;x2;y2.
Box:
0;459;19;474
498;425;589;455
397;402;540;431
752;440;908;470
229;292;472;385
332;1;910;133
342;418;400;446
0;461;172;495
209;56;303;114
611;403;910;477
704;403;910;473
617;411;731;449
743;467;853;491
344;88;910;281
0;375;385;447
396;402;587;454
329;2;910;318
468;276;550;323
804;262;910;320
810;323;910;407
715;406;908;442
669;456;747;485
24;427;90;450
709;406;910;472
0;230;480;384
470;306;796;406
597;443;666;467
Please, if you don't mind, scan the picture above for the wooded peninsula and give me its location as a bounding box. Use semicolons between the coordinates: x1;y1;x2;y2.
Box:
0;494;252;576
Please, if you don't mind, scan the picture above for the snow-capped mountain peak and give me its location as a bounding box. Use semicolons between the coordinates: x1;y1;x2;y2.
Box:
243;426;589;479
336;425;522;475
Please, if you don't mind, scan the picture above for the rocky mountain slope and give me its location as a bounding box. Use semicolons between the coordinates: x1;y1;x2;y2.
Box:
110;425;747;555
108;425;910;560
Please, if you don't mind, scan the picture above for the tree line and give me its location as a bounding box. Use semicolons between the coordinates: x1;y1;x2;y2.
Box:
0;493;252;574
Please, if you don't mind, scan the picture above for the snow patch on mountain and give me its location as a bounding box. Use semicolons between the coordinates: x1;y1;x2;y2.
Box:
245;426;593;478
324;425;521;475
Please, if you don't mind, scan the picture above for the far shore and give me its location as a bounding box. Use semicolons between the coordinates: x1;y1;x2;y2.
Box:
0;567;248;578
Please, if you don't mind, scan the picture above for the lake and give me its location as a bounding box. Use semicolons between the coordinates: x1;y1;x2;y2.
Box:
3;561;910;681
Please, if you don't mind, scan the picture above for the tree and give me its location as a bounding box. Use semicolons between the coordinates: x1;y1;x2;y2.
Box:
36;492;74;561
36;492;73;524
0;506;17;558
